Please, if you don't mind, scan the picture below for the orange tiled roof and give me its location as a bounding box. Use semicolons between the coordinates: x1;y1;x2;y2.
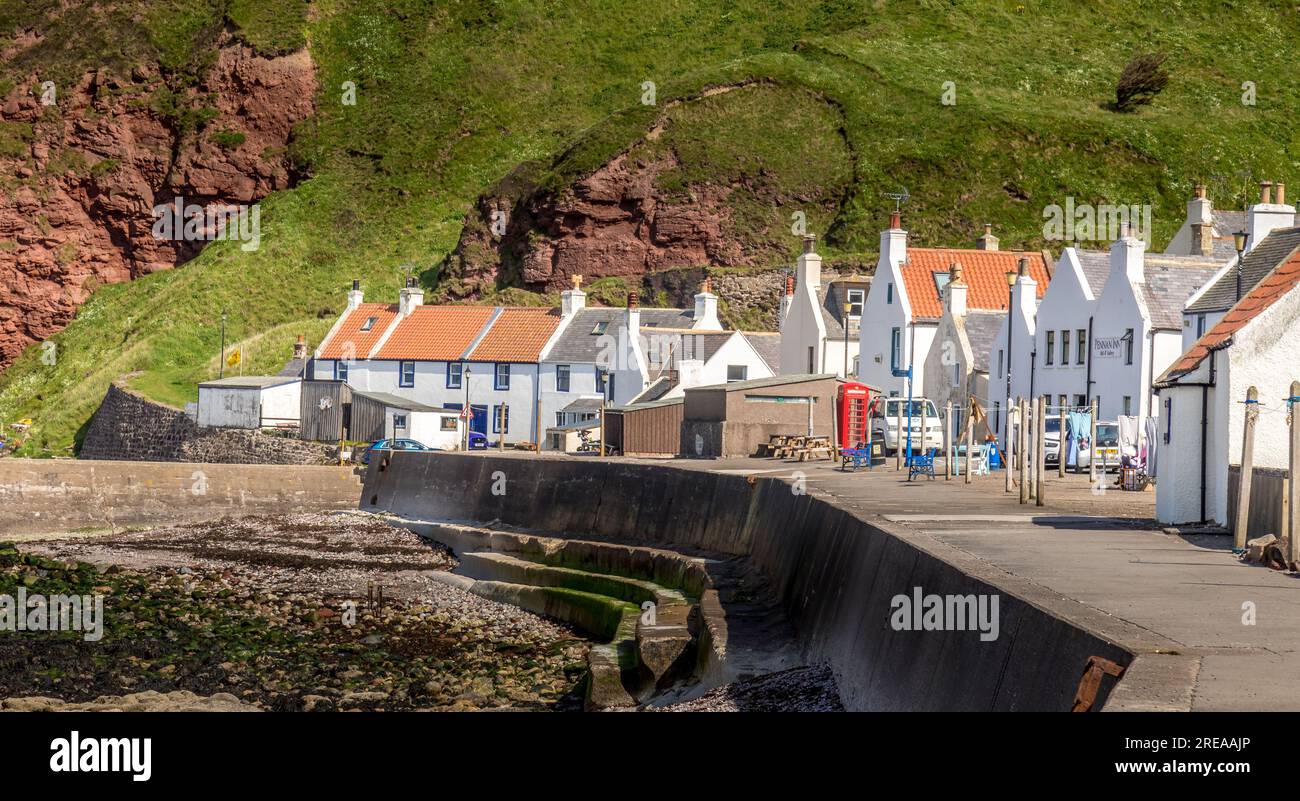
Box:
372;305;498;361
319;303;398;359
901;248;1051;319
467;307;563;362
1162;250;1300;379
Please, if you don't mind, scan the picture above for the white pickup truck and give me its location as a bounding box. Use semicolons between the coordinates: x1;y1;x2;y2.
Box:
871;397;945;455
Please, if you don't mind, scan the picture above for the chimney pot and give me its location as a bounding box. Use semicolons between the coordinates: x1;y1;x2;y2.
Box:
784;274;795;296
1194;183;1206;199
351;279;360;291
701;276;712;294
1260;181;1273;205
1277;182;1287;205
802;234;816;254
627;291;639;309
1017;256;1029;277
889;211;902;230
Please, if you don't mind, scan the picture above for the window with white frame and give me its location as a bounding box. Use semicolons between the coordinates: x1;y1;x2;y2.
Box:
495;363;510;390
399;361;415;388
556;364;571;393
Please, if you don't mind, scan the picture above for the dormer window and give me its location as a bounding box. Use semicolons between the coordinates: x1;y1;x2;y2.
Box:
591;321;609;335
846;289;865;317
932;272;950;299
360;316;378;331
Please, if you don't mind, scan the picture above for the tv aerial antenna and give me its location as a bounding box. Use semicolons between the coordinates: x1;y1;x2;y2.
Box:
884;188;910;213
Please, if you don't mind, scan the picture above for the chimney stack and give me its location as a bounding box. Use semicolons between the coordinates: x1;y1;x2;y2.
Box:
346;279;364;310
1194;183;1206;199
293;334;306;361
880;213;907;273
1247;179;1296;254
1190;222;1213;256
945;261;968;317
398;278;424;316
692;277;721;329
796;232;823;290
561;273;587;317
976;223;999;251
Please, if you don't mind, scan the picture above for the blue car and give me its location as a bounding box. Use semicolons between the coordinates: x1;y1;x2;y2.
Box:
467;431;488;450
361;438;431;464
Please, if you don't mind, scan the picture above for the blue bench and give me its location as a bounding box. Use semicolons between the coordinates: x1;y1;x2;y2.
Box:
840;443;873;472
908;448;938;481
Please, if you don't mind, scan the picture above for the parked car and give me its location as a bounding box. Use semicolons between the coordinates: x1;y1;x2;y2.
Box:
871;398;944;455
1043;417;1062;465
1073;422;1136;472
360;438;431;464
467;431;488;450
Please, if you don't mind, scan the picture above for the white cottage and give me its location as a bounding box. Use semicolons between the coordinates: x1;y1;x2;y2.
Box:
777;235;868;378
860;213;1051;403
921;262;1005;423
1155;246;1300;526
991;230;1222;445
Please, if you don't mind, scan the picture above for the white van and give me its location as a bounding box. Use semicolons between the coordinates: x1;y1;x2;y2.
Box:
871;397;944;454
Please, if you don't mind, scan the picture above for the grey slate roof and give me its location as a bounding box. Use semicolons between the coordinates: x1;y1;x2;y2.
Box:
1186;226;1300;314
544;307;696;362
1212;210;1248;238
1138;255;1223;329
817;278;869;337
742;332;781;373
689;372;836;393
560;397;604;413
962;310;1006;373
1075;251;1111;297
351;390;449;413
278;357;307;377
199;375;299;389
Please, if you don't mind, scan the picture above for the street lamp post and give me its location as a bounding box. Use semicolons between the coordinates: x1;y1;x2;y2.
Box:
1233;230;1249;301
462;366;472;450
219;310;227;379
842;301;853;377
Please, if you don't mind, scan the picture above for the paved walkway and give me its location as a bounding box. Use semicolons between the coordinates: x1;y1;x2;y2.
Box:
647;456;1298;711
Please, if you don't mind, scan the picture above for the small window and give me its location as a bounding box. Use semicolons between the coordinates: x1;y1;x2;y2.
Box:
886;284;894;305
1164;397;1173;443
807;346;815;374
392;413;407;429
399;360;415;388
440;416;458;431
493;404;509;434
1045;331;1055;365
932;272;950;299
360;316;378;331
727;365;748;382
446;362;462;389
1123;396;1133;416
846;289;865;317
1074;394;1087;409
890;328;902;372
1124;328;1135;365
334;361;349;382
591;321;609;335
595;369;606;394
494;363;510;391
1076;329;1086;364
556;364;571;393
1196;315;1206;337
1060;329;1070;365
997;350;1004;380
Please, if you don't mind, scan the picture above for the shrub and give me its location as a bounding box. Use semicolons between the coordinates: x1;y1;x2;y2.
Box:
1114;52;1170;112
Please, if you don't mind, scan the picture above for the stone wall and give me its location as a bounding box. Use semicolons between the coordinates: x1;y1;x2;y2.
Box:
0;458;361;536
80;384;333;465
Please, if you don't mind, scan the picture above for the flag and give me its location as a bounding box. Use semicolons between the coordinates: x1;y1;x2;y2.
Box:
226;348;241;368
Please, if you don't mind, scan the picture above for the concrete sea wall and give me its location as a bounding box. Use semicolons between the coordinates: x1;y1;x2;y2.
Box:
0;458;362;536
362;452;1133;711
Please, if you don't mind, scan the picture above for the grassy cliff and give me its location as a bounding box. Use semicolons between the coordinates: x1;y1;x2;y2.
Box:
2;0;1299;454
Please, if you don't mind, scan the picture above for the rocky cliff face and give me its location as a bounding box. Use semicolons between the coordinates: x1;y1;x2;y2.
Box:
0;35;316;367
439;82;853;300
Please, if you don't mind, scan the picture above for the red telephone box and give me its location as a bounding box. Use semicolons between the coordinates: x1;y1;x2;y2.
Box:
837;381;875;448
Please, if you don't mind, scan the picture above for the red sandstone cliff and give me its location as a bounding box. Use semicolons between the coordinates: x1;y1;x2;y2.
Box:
0;35;316;367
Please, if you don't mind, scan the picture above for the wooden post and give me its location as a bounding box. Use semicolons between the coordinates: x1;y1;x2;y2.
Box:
599;405;606;457
1288;381;1300;566
896;400;904;471
1028;399;1037;500
1005;398;1015;494
1089;397;1099;484
1234;386;1259;550
944;401;953;480
1058;405;1067;478
1019;398;1030;504
964;404;974;485
1036;396;1047;507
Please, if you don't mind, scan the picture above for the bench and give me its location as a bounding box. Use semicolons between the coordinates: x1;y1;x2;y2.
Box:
908;448;939;481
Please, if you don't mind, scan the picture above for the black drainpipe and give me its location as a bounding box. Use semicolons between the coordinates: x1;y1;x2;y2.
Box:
1029;350;1037;402
1084;315;1094;404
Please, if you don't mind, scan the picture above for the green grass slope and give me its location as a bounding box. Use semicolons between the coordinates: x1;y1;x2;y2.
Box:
2;0;1299;454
